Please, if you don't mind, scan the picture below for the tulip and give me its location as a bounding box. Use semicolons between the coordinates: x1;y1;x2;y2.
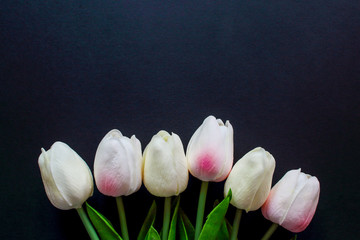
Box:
38;141;99;240
94;129;142;197
261;169;320;233
187;115;233;240
224;147;275;212
143;130;188;197
143;130;188;240
187;115;234;182
224;147;275;240
93;129;142;240
38;141;94;210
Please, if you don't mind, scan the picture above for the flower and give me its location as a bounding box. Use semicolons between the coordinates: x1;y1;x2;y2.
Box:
38;141;94;210
186;115;233;182
143;130;188;197
224;147;275;212
94;129;142;197
261;169;320;233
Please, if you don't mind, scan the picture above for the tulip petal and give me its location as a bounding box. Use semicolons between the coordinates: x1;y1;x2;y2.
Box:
50;142;93;209
39;147;71;210
281;176;320;232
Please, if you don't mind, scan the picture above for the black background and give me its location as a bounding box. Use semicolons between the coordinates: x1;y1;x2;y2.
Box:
1;0;359;239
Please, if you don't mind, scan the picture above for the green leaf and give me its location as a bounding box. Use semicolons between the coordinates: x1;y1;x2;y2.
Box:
216;219;230;240
198;189;232;240
179;209;195;240
137;201;157;240
145;226;161;240
290;235;298;240
85;202;122;240
177;213;188;240
212;199;233;240
168;196;180;240
218;215;236;240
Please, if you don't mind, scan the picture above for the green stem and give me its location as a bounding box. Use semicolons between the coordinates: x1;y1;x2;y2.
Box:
162;197;172;240
194;181;209;240
116;196;129;240
230;208;242;240
76;206;100;240
261;223;279;240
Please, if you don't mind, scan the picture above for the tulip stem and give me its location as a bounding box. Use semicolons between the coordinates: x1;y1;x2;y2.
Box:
162;197;172;240
230;208;242;240
116;197;129;240
76;206;100;240
195;181;209;240
261;223;279;240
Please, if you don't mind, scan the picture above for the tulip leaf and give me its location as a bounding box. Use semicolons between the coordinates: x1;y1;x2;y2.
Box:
168;196;180;240
145;226;161;240
216;219;230;240
179;208;195;240
212;200;234;240
216;218;236;240
198;189;232;240
177;212;188;240
85;202;122;240
137;201;157;240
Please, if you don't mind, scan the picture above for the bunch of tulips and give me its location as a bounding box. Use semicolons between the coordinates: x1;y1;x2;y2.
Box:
38;115;320;240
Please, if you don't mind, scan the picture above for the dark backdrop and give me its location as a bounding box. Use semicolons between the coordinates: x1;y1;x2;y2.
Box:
1;0;359;239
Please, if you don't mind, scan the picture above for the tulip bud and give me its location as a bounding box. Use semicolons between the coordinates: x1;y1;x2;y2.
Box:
224;147;275;212
38;142;94;210
94;129;142;197
261;169;320;233
143;130;188;197
186;115;233;182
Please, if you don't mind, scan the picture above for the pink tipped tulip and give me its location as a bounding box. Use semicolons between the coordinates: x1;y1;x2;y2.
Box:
186;115;233;182
143;130;188;197
261;169;320;233
38;142;94;210
224;147;275;212
94;129;142;197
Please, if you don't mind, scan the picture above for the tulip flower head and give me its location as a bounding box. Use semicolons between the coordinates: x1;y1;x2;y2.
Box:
94;129;142;197
187;115;233;182
261;169;320;233
38;141;94;210
224;147;275;212
143;130;188;197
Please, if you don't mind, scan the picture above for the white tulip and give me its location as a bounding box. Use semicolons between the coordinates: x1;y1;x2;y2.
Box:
143;131;188;197
224;147;275;212
38;142;94;210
